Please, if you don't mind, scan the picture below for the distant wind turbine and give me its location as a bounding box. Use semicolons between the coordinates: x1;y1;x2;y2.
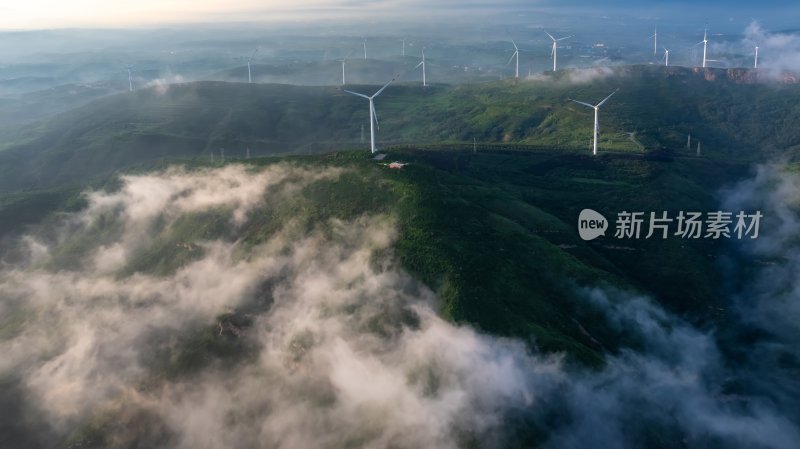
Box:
570;89;619;156
247;48;259;84
649;26;658;57
402;38;406;57
754;45;759;69
126;65;135;92
338;51;354;86
508;39;520;79
696;25;709;68
663;48;670;66
363;39;367;60
344;76;397;154
415;49;427;86
545;31;571;72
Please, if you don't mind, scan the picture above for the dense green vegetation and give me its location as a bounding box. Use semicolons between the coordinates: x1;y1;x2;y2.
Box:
2;148;748;369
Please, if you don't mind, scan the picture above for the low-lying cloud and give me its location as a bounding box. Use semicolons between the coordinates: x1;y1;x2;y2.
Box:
0;162;798;448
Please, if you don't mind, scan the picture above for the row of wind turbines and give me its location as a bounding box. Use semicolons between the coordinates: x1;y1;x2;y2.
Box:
123;24;759;91
343;67;620;156
651;25;760;69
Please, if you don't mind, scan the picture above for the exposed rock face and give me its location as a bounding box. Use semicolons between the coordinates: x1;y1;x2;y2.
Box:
688;66;798;84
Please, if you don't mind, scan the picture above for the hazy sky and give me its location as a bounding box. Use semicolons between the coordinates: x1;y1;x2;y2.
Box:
2;0;798;30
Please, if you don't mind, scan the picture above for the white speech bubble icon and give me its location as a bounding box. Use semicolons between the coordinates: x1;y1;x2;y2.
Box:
578;209;608;241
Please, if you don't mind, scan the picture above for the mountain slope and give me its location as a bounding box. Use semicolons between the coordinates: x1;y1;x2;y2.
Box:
2;65;800;192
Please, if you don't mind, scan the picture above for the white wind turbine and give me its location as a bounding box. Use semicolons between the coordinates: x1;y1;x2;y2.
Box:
508;39;520;79
754;45;759;69
345;76;397;154
247;48;259;84
696;26;709;67
338;51;353;85
363;39;368;60
649;26;658;57
415;49;427;87
545;31;571;72
402;38;406;57
125;65;135;91
570;89;619;156
339;58;347;85
663;48;670;66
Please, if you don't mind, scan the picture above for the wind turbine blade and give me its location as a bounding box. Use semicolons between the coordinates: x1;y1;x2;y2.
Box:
415;61;424;69
596;89;619;108
558;36;572;41
344;90;370;99
372;107;379;129
507;52;517;65
511;39;518;50
570;99;595;109
372;76;396;97
544;31;556;41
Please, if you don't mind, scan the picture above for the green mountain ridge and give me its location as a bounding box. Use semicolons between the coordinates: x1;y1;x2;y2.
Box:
2;64;799;192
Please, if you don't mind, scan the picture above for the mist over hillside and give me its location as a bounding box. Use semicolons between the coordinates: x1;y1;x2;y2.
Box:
1;162;798;449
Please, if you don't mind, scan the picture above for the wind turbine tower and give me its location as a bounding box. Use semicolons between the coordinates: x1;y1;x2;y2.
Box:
344;76;397;154
363;39;367;60
545;31;571;72
508;39;520;79
415;49;427;86
402;38;406;57
126;65;135;92
339;58;347;85
247;48;259;84
754;45;759;69
663;48;670;66
649;26;658;57
697;26;709;68
570;89;619;156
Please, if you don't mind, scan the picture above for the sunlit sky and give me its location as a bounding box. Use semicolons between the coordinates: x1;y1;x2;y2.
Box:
0;0;361;29
2;0;798;30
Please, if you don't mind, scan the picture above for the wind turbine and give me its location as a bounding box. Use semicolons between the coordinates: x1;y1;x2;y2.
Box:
363;39;367;60
696;26;709;68
508;39;520;79
247;48;259;84
415;49;427;87
570;89;619;156
338;51;354;85
402;38;406;57
649;26;658;57
754;45;759;69
545;31;571;72
339;58;347;85
663;48;670;66
344;76;397;154
125;65;135;92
